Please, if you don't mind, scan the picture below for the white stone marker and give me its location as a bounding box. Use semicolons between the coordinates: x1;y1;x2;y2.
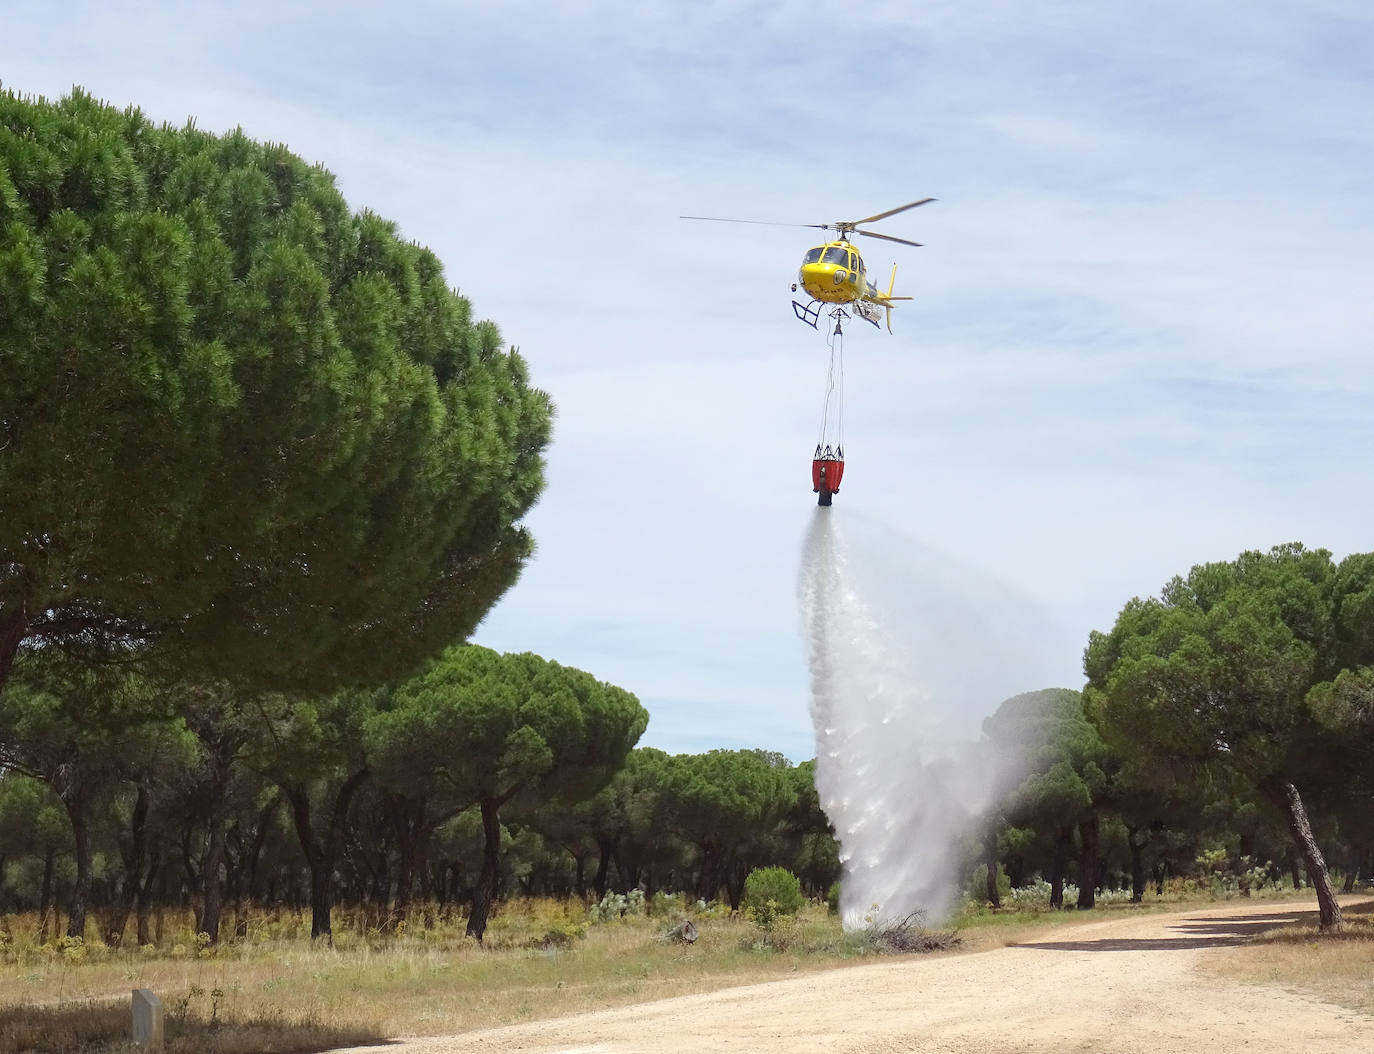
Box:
132;988;164;1047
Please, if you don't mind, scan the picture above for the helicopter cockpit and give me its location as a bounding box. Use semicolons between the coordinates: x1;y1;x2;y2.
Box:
803;246;862;270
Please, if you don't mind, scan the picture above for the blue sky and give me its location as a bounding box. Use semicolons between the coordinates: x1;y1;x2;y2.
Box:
6;1;1373;761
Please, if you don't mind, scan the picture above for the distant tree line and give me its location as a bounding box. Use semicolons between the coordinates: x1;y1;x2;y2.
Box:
0;647;837;944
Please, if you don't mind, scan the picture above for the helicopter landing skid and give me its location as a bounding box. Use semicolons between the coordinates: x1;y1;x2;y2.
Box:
792;299;823;328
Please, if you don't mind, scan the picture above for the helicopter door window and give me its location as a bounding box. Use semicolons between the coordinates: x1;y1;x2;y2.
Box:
822;247;849;266
849;253;860;281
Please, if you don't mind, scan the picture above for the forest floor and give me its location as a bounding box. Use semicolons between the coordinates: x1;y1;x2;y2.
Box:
351;896;1374;1054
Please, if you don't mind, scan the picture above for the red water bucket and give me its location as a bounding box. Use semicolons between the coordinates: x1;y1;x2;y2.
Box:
812;457;844;493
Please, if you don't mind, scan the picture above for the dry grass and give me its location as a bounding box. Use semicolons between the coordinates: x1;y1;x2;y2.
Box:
0;900;877;1051
0;1000;382;1054
1198;898;1374;1016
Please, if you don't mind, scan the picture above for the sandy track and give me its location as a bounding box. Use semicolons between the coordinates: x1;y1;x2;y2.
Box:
355;899;1372;1054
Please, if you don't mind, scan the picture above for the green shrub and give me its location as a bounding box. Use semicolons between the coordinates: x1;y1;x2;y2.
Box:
742;867;804;929
590;889;645;922
825;882;841;915
648;891;686;917
527;921;586;949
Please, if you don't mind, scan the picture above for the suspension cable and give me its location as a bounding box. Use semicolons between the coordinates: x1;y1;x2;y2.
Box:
816;309;846;454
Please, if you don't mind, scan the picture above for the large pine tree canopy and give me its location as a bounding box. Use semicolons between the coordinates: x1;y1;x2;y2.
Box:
0;88;553;690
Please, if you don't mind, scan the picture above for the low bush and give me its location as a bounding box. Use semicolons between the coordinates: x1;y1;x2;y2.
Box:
526;920;586;949
742;867;804;930
590;889;645;922
648;891;686;917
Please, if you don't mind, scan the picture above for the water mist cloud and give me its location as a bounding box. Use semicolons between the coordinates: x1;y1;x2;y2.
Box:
799;510;1072;928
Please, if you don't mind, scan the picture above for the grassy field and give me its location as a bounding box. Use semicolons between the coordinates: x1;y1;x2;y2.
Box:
4;899;860;1053
2;890;1368;1052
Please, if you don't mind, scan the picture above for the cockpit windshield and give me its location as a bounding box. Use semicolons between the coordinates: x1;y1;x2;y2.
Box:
822;247;850;266
804;248;824;264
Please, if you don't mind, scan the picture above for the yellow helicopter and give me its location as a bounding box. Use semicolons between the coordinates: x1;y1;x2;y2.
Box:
680;198;934;331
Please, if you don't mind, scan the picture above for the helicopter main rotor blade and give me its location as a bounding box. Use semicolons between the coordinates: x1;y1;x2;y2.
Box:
857;229;924;248
680;215;829;230
850;198;936;226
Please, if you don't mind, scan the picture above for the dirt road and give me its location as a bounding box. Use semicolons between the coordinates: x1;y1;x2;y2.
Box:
358;899;1371;1054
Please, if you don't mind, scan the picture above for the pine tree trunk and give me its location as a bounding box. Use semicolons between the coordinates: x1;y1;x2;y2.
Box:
983;822;1001;907
0;607;27;691
289;788;331;942
66;804;92;939
433;863;449;908
448;861;463;907
394;839;417;923
466;796;503;942
38;847;55;943
1127;827;1146;903
284;770;368;943
308;861;333;941
202;767;228;943
1006;853;1026;890
1076;815;1099;910
594;836;615;899
391;797;432;924
1049;826;1072;908
244;795;277;902
615;846;640;892
136;848;160;947
725;861;746;912
1276;780;1343;930
106;783;150;946
153;860;166;945
285;785;332;941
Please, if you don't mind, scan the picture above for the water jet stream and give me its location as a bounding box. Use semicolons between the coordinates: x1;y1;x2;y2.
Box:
798;510;1065;929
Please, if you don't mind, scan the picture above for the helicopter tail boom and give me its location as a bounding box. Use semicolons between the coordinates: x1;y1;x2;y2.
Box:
856;263;913;332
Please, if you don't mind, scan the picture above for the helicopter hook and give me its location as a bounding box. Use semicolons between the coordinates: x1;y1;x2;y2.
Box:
829;306;849;338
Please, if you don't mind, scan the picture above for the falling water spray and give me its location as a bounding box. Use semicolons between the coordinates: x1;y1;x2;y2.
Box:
799;510;1065;929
